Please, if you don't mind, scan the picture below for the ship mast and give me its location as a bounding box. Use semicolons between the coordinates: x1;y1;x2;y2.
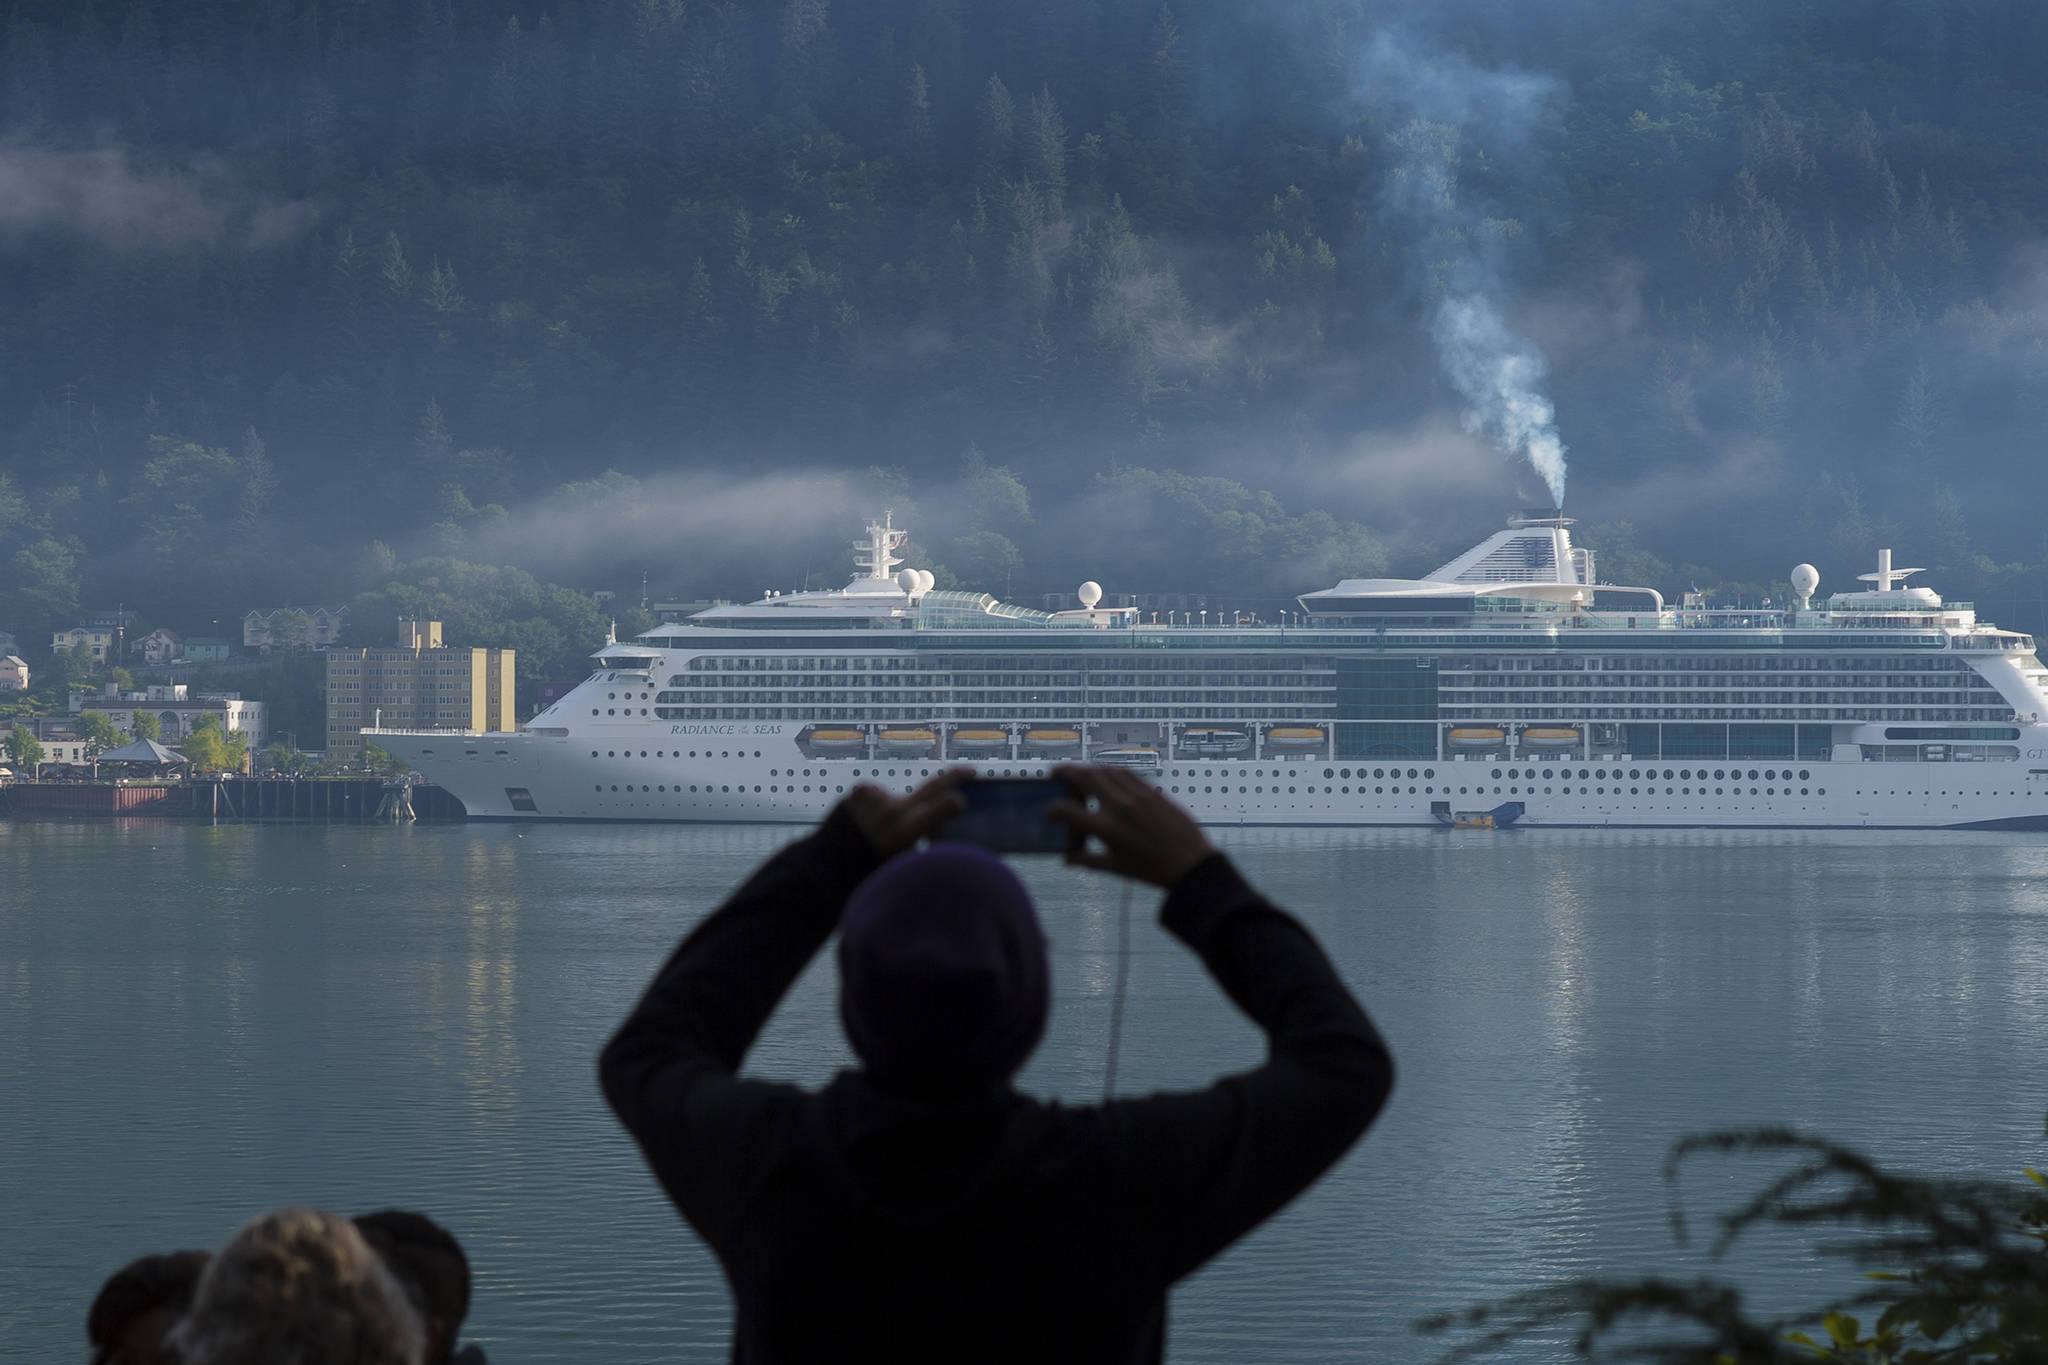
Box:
854;510;909;582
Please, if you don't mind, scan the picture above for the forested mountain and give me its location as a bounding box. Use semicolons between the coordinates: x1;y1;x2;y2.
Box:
3;0;2047;681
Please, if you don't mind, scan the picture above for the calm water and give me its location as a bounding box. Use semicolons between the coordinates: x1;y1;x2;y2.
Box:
6;818;2048;1362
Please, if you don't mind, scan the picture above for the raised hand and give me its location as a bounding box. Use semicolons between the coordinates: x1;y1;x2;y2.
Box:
842;768;972;857
1049;764;1215;889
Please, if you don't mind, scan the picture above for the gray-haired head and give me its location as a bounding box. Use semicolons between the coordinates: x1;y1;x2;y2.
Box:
171;1208;425;1365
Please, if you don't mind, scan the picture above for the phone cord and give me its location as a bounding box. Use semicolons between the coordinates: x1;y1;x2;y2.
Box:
1102;881;1133;1101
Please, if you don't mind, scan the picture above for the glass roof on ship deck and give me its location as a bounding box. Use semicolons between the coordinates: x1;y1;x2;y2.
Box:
913;590;1056;625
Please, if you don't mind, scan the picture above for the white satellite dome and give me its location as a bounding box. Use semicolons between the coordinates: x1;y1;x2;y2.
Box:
897;568;920;594
916;569;936;594
1077;581;1103;608
1790;563;1820;598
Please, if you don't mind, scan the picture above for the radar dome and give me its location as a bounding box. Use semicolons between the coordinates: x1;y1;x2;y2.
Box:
897;568;920;594
916;569;936;594
1790;563;1820;598
1077;581;1103;608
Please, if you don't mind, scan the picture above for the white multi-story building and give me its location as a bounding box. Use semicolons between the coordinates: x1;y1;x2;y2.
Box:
243;606;347;651
72;682;266;747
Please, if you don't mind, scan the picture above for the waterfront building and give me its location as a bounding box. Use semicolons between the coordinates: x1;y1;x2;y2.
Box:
181;637;236;662
242;605;347;651
0;655;27;693
325;619;515;760
72;683;267;747
373;512;2048;829
11;718;92;770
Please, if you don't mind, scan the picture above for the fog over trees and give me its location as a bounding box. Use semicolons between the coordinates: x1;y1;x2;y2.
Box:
3;0;2047;674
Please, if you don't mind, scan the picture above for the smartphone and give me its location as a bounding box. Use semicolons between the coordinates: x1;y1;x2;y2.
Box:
940;777;1070;853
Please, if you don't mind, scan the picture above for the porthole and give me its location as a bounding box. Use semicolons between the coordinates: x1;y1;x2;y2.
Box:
608;692;615;700
1799;770;1811;781
1374;786;1382;794
1715;788;1723;795
592;709;599;716
1767;788;1775;795
591;750;599;758
1631;787;1638;795
607;708;615;715
594;785;602;792
610;785;618;791
608;751;616;758
1747;770;1759;781
1492;768;1502;779
1801;788;1809;795
1628;769;1639;779
1679;769;1690;781
658;785;666;792
1577;769;1588;780
1425;768;1435;779
1663;769;1674;780
640;751;648;758
1341;768;1352;779
721;785;729;792
1324;768;1334;778
1205;786;1213;794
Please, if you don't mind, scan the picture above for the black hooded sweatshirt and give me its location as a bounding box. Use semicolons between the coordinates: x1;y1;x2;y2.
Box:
600;805;1394;1364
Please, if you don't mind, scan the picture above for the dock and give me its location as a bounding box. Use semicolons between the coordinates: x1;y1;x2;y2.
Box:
1;778;468;823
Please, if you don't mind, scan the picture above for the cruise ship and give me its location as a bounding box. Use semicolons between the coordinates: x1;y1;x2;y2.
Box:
370;512;2048;829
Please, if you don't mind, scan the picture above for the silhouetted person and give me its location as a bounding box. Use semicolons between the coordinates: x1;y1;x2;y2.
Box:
87;1249;210;1365
601;766;1394;1363
353;1211;487;1365
170;1208;425;1365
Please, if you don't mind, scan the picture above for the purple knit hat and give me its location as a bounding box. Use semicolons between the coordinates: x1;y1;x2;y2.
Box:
838;844;1050;1090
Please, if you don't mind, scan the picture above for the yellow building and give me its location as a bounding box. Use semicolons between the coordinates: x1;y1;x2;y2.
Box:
325;619;515;758
52;625;117;663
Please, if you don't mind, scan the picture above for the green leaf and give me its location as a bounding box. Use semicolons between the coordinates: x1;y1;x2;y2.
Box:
1823;1313;1861;1347
2023;1166;2048;1188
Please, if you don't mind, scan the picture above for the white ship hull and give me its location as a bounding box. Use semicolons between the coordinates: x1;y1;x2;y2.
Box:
375;725;2048;830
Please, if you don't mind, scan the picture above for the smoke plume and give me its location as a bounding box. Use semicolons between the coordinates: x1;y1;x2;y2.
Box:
1358;34;1570;507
